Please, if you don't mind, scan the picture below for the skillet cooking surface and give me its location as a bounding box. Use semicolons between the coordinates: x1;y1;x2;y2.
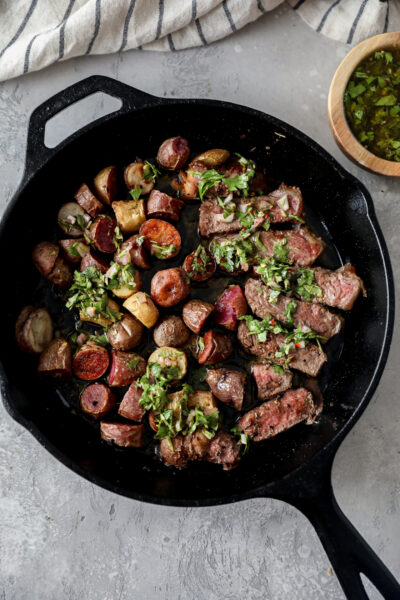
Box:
0;99;393;505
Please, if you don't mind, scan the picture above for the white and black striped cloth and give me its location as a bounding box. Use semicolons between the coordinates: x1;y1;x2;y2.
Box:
0;0;398;82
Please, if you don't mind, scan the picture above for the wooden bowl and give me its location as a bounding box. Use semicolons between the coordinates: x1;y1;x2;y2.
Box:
328;32;400;176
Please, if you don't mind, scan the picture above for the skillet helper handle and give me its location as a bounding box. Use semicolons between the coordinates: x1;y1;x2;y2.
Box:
25;75;156;172
284;458;400;600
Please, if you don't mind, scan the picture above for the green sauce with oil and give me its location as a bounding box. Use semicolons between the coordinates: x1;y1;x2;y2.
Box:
344;49;400;162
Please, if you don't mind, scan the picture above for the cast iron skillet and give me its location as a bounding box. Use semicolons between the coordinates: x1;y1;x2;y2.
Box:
0;76;397;599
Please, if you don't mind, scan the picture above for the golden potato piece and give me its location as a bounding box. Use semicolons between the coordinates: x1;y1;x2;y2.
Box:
112;199;146;234
123;292;159;328
187;390;218;415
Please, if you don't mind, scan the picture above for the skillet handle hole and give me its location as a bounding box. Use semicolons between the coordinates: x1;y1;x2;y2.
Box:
44;92;122;149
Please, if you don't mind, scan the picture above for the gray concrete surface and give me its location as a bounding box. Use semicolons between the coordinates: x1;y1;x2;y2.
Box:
0;4;399;599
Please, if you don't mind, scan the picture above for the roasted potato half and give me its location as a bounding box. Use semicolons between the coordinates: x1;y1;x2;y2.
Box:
148;346;188;379
93;166;118;205
80;298;121;327
123;292;159;328
112;199;146;234
193;149;230;167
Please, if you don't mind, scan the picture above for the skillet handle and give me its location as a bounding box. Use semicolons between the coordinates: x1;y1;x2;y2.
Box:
25;75;157;172
277;453;400;600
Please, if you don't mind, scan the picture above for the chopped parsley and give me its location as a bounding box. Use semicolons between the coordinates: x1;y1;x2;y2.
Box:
154;384;220;447
239;314;325;360
130;187;141;200
113;225;124;251
284;300;297;326
190;245;212;275
189;153;256;200
151;243;177;259
231;424;251;455
127;356;142;370
142;160;160;183
106;262;138;290
344;48;400;161
295;268;323;302
65;266;120;322
273;238;289;263
210;236;254;273
138;362;181;412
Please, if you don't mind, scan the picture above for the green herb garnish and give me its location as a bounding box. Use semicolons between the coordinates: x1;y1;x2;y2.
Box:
344;48;400;161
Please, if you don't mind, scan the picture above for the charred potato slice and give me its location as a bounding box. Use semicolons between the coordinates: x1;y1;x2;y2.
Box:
123;292;159;328
112;199;146;234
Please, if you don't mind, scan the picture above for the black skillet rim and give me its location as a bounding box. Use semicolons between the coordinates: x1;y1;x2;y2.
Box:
0;94;395;506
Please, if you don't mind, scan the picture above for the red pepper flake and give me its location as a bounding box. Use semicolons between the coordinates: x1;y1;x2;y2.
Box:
143;181;150;184
220;258;226;263
295;343;301;348
270;319;276;325
197;257;202;263
291;357;296;363
241;227;246;231
266;215;270;219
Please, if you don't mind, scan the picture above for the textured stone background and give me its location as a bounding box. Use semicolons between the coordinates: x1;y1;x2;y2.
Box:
0;4;399;599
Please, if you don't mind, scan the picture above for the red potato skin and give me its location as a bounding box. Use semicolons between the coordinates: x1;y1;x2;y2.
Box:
147;190;184;222
37;338;72;378
47;257;73;290
108;350;146;387
93;166;118;205
182;299;214;334
183;250;216;282
89;216;117;253
80;383;116;418
198;331;234;365
74;183;103;218
118;384;145;421
59;238;90;264
100;422;145;447
139;219;181;258
150;268;190;307
80;251;109;274
114;235;150;270
15;306;53;354
157;136;190;171
32;242;59;277
214;286;248;331
73;342;110;381
106;314;144;351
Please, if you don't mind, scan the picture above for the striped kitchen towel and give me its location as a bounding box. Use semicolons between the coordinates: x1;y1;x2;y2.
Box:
290;0;400;45
0;0;399;82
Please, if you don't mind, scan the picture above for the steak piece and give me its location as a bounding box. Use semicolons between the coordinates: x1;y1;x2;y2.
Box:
206;368;246;410
238;387;318;441
245;278;343;340
199;184;303;238
252;363;293;400
159;430;240;470
206;431;241;470
310;264;365;311
257;226;325;267
237;322;327;377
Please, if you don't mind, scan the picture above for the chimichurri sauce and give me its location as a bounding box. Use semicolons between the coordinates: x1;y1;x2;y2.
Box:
344;49;400;162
